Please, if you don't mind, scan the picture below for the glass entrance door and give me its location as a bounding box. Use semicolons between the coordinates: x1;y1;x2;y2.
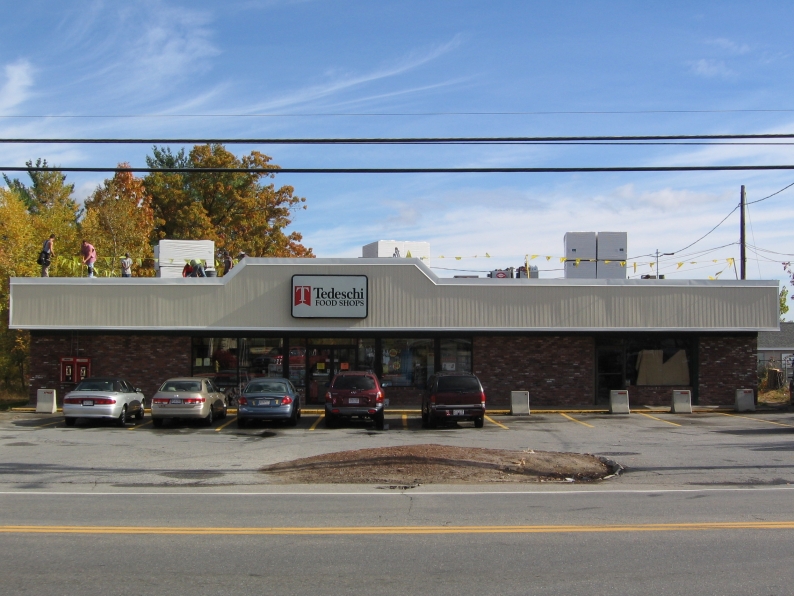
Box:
596;347;625;404
306;346;356;404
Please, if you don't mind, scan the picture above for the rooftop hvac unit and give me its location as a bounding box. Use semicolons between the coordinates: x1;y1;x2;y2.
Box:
597;232;628;260
564;232;597;260
488;268;514;279
564;260;597;279
155;240;216;277
517;266;539;278
361;240;430;260
597;261;626;279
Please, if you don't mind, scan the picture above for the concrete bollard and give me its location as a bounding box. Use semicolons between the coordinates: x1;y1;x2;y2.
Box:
671;389;692;414
735;389;755;412
609;389;630;414
510;391;530;415
35;389;57;414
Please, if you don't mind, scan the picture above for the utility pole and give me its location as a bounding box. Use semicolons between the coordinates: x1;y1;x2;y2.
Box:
654;249;673;279
740;185;746;280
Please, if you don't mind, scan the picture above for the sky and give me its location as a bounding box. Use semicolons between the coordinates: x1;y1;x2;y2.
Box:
2;1;794;289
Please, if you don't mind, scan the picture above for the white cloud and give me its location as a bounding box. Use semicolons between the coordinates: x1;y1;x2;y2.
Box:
707;38;751;55
689;58;736;79
0;60;34;114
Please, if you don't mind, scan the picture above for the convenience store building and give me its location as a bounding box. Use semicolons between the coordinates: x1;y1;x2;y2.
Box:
9;258;778;408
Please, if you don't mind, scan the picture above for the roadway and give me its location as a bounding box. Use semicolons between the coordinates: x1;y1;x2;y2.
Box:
1;409;793;594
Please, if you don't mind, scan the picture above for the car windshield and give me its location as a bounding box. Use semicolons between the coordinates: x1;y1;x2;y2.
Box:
74;380;115;392
159;381;202;392
245;382;287;393
333;375;376;390
437;376;481;392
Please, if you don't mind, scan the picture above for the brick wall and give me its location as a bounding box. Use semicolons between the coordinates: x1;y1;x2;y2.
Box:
627;385;692;406
698;334;757;405
474;335;595;408
29;333;191;405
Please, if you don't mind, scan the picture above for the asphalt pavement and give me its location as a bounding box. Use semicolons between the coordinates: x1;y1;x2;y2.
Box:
2;409;794;595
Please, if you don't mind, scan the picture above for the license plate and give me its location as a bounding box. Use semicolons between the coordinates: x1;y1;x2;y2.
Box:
82;400;93;406
348;398;359;404
256;399;272;406
453;409;464;416
170;399;182;404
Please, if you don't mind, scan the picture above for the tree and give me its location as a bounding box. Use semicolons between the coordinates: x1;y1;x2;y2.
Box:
144;144;313;258
81;166;155;276
4;159;81;276
780;286;789;322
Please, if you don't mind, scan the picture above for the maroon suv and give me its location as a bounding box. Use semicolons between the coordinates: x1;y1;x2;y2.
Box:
325;371;386;430
422;373;486;428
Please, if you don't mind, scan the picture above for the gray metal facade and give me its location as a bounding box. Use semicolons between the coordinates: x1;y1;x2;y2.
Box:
9;258;780;332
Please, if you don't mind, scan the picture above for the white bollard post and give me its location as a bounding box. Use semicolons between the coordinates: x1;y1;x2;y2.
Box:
735;389;755;412
35;389;57;414
671;390;692;414
510;391;530;415
609;390;630;414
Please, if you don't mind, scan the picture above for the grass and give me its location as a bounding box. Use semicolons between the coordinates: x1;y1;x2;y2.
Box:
758;387;790;405
0;389;30;411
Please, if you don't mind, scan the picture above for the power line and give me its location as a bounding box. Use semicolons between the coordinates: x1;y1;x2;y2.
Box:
669;204;740;255
5;133;794;144
5;165;794;174
746;180;794;205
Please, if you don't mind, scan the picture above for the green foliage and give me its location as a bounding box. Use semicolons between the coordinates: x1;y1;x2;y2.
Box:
780;286;789;322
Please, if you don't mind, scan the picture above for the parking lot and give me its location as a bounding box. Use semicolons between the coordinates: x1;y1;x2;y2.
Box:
1;407;793;490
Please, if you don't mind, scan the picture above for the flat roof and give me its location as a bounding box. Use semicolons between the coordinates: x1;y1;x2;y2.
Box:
9;258;780;332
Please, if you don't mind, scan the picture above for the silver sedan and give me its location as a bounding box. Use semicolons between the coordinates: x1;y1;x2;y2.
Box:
63;377;145;427
150;377;227;427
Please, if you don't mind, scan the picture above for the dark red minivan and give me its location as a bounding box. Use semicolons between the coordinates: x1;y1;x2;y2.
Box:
325;371;386;430
422;373;486;428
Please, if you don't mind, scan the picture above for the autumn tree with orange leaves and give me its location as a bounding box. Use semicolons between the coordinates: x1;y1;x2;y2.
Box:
81;165;155;275
144;144;313;258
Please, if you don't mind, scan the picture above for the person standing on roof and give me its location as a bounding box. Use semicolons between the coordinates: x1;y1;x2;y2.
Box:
120;253;133;278
80;240;97;278
40;234;55;277
222;250;233;275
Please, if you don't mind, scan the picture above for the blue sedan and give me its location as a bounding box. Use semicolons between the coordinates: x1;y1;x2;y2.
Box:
237;379;301;428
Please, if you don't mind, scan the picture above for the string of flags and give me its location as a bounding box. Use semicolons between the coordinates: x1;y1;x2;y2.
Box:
431;253;738;272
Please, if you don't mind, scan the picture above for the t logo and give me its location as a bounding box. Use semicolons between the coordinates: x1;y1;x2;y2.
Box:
294;286;311;306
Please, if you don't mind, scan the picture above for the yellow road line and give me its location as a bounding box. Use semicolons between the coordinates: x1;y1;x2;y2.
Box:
35;420;62;428
560;413;594;428
484;415;508;430
3;521;794;535
214;416;238;432
129;420;153;430
721;413;794;428
638;412;682;427
402;414;408;430
309;414;325;431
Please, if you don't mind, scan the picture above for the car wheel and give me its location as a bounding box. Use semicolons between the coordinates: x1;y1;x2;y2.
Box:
296;405;301;421
474;416;484;428
116;406;127;427
237;417;246;429
325;413;336;428
152;418;163;428
286;405;298;427
374;412;385;431
204;407;214;426
64;417;76;427
135;401;145;421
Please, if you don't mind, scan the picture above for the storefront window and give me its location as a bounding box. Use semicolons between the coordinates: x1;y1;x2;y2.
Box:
440;339;472;373
192;337;239;375
381;338;434;388
358;338;376;372
239;338;283;380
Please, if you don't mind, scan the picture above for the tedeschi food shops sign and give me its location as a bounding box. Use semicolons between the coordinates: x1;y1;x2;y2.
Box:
291;275;368;318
